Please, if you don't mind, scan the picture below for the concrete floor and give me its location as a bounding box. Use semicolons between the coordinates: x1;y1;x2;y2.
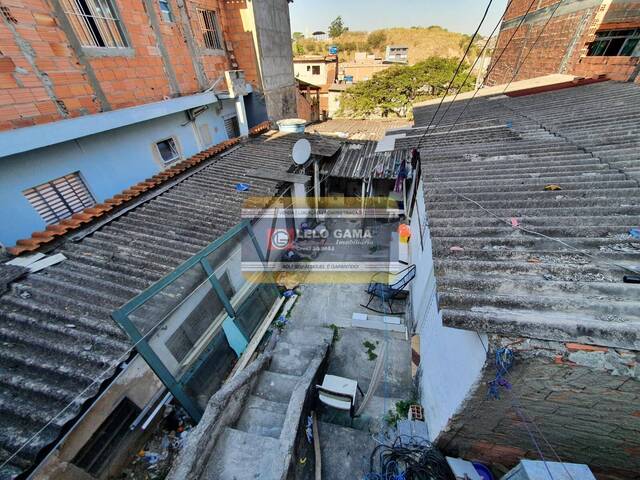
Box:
286;282;413;479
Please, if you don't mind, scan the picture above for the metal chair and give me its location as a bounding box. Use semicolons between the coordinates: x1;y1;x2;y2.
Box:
361;264;416;315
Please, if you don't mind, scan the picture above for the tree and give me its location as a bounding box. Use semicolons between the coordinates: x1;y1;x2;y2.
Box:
328;16;348;38
367;31;387;50
340;57;476;118
293;42;305;56
292;32;304;41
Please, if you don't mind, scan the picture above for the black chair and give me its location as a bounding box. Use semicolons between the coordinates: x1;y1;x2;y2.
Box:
361;264;416;315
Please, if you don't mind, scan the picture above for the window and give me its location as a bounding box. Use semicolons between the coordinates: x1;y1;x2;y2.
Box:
23;172;96;224
158;0;173;22
72;398;141;475
197;9;223;50
155;137;181;165
312;65;320;75
61;0;128;48
587;29;640;57
224;116;240;138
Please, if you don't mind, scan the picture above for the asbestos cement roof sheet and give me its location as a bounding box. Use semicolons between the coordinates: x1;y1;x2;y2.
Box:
412;81;640;350
0;129;335;478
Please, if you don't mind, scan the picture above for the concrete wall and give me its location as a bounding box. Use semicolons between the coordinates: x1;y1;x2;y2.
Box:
339;63;391;82
485;0;640;86
252;0;297;120
294;62;328;86
437;336;640;480
0;99;236;246
409;181;487;440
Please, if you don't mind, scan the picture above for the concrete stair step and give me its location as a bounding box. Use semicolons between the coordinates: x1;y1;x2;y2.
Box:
271;342;323;376
252;370;300;404
203;428;280;479
243;395;289;415
278;325;334;347
235;404;286;439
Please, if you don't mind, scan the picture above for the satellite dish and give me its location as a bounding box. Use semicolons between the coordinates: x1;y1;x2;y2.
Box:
292;138;312;165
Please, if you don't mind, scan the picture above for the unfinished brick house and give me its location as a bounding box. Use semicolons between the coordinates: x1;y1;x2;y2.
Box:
485;0;640;85
0;0;297;247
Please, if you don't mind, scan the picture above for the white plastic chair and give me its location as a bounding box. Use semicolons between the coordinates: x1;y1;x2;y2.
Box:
316;374;363;418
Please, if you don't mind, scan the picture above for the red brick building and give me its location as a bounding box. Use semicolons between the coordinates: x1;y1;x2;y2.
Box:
0;0;296;130
485;0;640;86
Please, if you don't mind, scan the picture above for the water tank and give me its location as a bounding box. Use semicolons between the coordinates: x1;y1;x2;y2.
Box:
277;118;307;133
501;460;596;480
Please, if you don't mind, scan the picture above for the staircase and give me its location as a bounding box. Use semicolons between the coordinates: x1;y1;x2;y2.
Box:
202;326;333;480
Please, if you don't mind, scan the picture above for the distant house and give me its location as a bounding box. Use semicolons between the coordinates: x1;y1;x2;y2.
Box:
293;55;339;118
384;45;409;64
0;0;298;248
339;52;390;83
312;30;328;41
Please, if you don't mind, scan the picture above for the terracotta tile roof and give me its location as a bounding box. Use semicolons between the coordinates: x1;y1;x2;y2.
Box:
8;121;271;256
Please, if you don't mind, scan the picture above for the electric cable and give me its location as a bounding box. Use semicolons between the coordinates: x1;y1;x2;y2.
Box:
415;0;495;149
500;0;565;94
424;0;516;136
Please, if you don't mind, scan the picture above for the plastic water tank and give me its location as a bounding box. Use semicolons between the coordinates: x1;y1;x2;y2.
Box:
277;118;307;133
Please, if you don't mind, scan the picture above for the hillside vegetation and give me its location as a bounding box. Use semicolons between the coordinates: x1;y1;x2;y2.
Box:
293;26;481;64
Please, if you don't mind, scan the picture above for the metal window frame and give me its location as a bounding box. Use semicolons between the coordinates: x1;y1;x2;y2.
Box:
155;136;181;165
588;28;640;57
61;0;129;48
158;0;173;22
111;220;276;421
196;8;223;51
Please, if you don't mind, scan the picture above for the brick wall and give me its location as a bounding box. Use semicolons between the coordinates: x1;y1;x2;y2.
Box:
437;336;640;480
485;0;640;86
0;0;261;131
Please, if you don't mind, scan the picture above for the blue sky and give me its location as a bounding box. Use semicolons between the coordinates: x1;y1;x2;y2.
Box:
289;0;509;37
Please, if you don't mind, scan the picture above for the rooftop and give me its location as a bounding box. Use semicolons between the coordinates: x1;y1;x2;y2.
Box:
408;80;640;350
306;118;412;141
0;128;342;478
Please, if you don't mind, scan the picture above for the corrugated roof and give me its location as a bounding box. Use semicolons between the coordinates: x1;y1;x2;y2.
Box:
306;119;412;141
412;81;640;350
8;122;271;256
323;141;412;179
0;128;340;479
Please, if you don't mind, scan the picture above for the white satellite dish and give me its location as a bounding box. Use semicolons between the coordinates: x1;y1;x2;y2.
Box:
292;138;312;165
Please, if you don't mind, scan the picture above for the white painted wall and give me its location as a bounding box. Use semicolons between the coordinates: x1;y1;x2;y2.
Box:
409;180;487;440
294;62;327;86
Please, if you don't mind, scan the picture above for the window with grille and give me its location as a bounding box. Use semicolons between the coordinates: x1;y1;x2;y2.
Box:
158;0;173;22
61;0;128;48
224;116;240;138
72;397;141;475
587;29;640;57
197;9;223;50
23;172;96;224
156;137;181;164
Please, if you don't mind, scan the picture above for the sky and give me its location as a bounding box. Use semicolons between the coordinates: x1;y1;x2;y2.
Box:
289;0;509;37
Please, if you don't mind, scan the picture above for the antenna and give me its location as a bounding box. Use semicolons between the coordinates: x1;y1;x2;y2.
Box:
292;138;312;165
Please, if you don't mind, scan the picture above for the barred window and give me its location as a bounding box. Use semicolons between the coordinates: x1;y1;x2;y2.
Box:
61;0;128;48
224;116;240;138
197;9;223;50
23;172;96;224
156;137;181;164
587;29;640;57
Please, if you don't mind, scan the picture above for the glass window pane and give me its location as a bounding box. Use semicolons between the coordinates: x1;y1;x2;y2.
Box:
234;284;279;339
621;38;639;56
604;37;626;56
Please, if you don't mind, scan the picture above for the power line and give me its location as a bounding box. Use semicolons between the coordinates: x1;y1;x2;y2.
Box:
437;0;539;140
425;0;516;134
415;0;495;149
501;0;565;94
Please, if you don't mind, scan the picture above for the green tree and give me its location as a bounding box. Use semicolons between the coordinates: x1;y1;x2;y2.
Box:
329;16;348;38
292;32;304;41
367;31;387;50
340;57;476;118
293;42;305;56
